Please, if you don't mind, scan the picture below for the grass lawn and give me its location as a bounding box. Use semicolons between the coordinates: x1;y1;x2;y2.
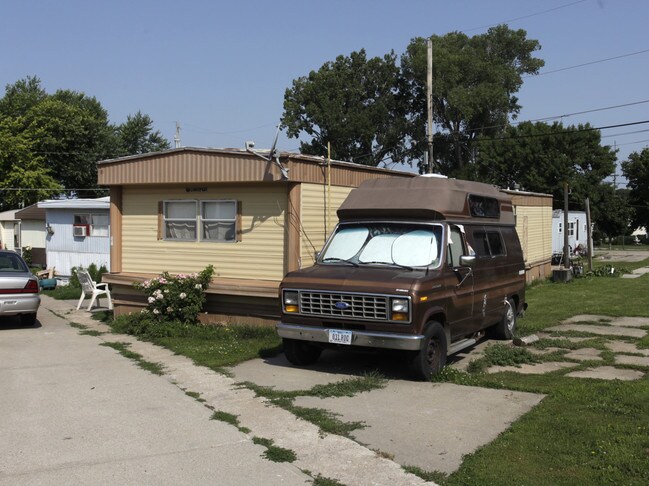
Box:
41;285;82;300
436;258;649;485
102;255;649;485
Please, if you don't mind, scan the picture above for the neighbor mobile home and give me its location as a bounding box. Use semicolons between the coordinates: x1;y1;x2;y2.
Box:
38;197;111;276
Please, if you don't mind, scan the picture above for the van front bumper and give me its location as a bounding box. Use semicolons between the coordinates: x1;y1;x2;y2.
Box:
276;322;424;351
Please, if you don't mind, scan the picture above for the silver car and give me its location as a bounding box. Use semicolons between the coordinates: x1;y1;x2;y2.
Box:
0;250;40;326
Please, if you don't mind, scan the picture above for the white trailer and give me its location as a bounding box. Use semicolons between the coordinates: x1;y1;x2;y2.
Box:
552;210;588;258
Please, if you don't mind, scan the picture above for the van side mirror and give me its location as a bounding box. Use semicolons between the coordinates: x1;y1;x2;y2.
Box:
459;255;476;267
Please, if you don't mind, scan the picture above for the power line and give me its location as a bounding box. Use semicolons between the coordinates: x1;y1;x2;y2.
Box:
524;48;649;78
463;0;588;33
470;98;649;134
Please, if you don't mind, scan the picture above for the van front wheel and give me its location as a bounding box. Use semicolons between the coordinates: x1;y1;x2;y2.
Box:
410;322;447;381
283;338;322;366
489;298;516;340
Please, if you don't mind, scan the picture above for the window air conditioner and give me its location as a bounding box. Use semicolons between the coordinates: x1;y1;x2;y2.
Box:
73;225;87;237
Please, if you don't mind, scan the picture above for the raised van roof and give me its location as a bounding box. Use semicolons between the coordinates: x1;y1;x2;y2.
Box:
337;176;515;225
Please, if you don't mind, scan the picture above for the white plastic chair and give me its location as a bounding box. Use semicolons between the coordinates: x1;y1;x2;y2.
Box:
76;268;113;311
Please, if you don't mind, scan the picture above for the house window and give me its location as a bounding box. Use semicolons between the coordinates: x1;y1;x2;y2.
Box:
164;201;197;240
162;200;239;242
568;222;575;238
74;213;109;237
91;214;109;237
201;200;236;242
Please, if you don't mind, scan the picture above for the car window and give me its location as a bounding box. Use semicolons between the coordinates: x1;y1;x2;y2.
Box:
447;226;465;267
0;253;28;272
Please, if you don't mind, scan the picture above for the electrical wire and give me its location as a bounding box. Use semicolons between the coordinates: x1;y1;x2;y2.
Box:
525;48;649;78
462;0;588;33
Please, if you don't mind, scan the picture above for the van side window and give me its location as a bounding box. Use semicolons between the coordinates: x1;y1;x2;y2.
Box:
471;231;490;257
473;230;506;257
487;231;506;256
447;226;465;267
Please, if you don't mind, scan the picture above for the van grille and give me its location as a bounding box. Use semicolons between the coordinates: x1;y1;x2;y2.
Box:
299;292;389;321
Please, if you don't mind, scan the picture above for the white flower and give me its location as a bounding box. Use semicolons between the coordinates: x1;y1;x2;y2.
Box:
148;296;155;303
152;309;160;315
164;289;169;294
195;284;202;290
156;293;164;300
179;293;187;299
166;307;173;313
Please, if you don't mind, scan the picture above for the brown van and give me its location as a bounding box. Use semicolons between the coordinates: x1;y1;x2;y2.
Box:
277;176;526;380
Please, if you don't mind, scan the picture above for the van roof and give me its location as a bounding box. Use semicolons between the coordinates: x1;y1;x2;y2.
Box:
337;176;515;225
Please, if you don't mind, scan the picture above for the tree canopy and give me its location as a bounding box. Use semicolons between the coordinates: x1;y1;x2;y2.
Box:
281;49;407;166
0;76;170;211
281;25;544;172
402;25;544;175
622;148;649;230
474;120;629;237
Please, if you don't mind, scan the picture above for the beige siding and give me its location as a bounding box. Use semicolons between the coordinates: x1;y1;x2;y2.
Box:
122;185;287;280
515;205;553;265
20;220;46;248
300;183;353;267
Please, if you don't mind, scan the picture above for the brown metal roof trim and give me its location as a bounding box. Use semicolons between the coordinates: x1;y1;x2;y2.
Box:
337;176;515;225
97;147;414;186
15;203;46;220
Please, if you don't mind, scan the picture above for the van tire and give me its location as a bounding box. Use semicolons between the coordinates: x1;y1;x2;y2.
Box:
283;338;322;366
409;322;447;380
489;298;516;340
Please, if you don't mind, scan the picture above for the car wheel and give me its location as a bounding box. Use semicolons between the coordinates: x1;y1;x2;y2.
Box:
283;338;322;366
489;298;516;340
20;313;37;327
409;321;447;381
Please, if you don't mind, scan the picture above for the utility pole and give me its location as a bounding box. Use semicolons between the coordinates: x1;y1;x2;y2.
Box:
585;197;593;272
563;181;570;270
174;122;181;149
427;38;434;174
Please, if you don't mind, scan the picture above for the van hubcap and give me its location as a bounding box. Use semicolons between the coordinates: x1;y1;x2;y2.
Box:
505;301;515;332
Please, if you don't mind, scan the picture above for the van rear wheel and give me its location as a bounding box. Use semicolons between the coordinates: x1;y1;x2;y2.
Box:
283;338;322;366
489;298;516;340
409;322;447;381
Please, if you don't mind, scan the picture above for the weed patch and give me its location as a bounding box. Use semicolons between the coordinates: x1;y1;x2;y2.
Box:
252;436;296;463
109;315;282;370
99;342;165;375
403;465;447;484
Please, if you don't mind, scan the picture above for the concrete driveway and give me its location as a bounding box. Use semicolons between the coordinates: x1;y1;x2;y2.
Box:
0;306;308;485
2;297;545;484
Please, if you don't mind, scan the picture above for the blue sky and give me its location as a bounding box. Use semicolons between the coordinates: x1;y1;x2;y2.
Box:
2;0;648;182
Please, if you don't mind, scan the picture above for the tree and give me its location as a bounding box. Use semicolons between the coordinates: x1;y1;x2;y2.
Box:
622;148;649;230
474;121;616;201
0;118;61;210
474;120;630;237
400;25;544;175
281;49;408;166
0;77;169;209
115;111;170;156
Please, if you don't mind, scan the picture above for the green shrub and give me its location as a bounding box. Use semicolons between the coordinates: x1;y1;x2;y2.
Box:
134;265;214;324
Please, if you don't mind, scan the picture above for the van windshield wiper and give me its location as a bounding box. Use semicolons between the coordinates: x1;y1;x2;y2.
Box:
359;261;414;271
321;257;358;267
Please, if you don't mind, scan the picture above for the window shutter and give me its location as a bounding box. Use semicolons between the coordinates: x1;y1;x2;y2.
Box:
157;201;163;240
236;201;243;242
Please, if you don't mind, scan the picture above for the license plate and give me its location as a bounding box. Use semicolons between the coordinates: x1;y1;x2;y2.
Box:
328;329;352;345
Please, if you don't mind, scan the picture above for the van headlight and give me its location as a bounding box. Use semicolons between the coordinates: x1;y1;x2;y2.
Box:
391;298;409;321
283;290;299;313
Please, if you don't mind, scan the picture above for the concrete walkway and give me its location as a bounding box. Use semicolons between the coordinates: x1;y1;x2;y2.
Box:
6;296;437;486
0;300;308;486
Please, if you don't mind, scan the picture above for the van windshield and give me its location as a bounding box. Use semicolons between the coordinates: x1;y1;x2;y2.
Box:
320;223;443;268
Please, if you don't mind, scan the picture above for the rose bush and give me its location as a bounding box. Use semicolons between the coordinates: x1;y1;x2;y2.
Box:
135;265;214;323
